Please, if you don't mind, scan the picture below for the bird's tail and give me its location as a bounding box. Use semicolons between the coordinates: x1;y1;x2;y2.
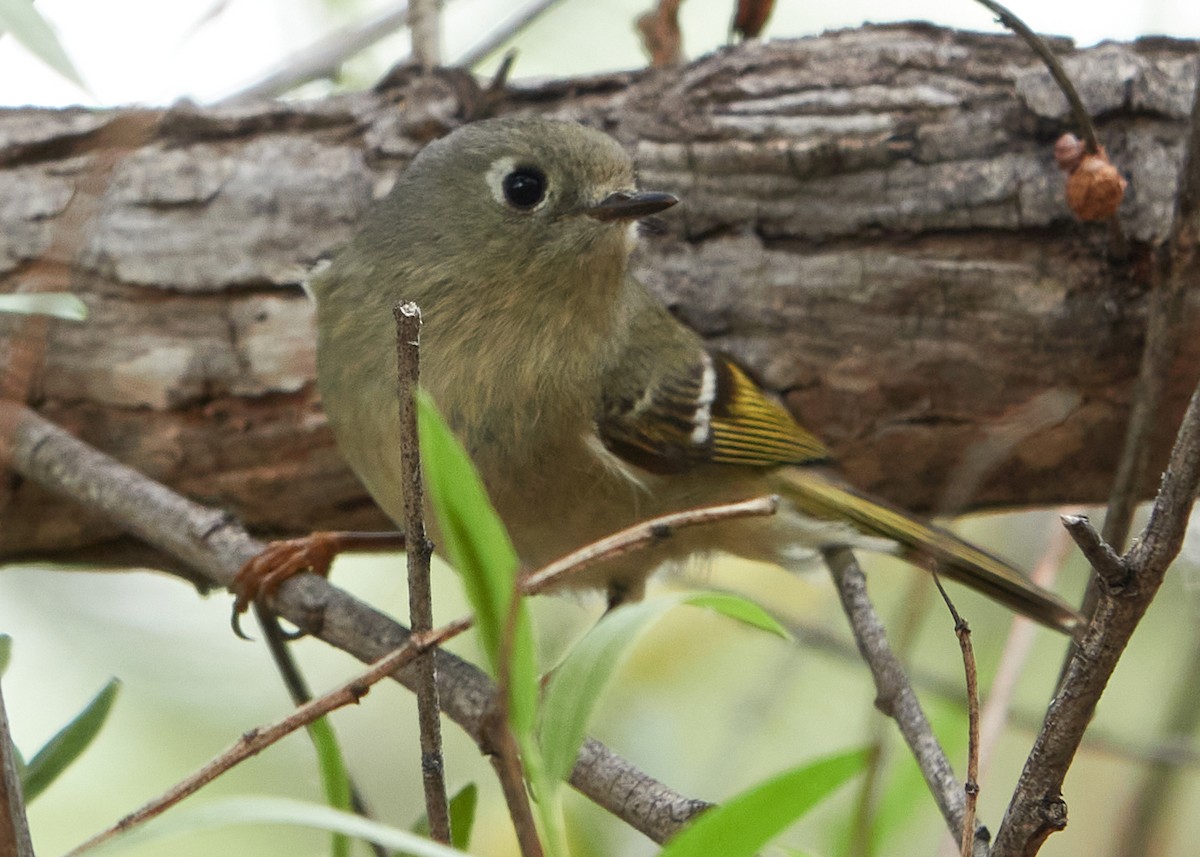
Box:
772;467;1084;636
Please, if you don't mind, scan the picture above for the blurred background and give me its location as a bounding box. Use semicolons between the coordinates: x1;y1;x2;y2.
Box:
2;2;1200;856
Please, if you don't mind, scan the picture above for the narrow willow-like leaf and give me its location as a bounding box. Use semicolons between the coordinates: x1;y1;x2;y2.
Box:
446;782;478;850
22;678;119;801
416;391;537;741
0;634;10;676
0;0;86;88
659;747;869;857
0;292;88;321
541;591;789;784
408;782;478;853
81;797;472;857
682;592;790;639
306;715;352;857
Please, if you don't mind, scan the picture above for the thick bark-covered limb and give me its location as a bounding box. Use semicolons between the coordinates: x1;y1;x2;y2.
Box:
3;26;1199;560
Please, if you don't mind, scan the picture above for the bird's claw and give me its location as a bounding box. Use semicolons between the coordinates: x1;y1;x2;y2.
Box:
229;533;339;639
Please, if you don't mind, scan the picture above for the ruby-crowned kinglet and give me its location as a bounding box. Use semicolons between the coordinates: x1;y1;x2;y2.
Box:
262;117;1082;634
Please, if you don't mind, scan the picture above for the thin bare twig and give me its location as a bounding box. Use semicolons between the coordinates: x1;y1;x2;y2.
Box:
457;0;568;69
409;0;442;69
853;574;934;857
488;729;542;857
394;302;451;843
222;2;411;103
492;578;542;857
0;401;701;844
635;0;683;68
0;682;34;857
824;547;988;857
64;484;775;855
993;376;1200;856
1060;515;1128;589
930;576;981;857
523;494;779;595
66;620;470;857
972;0;1098;152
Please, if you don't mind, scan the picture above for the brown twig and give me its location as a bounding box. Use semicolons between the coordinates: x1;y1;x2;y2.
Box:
0;682;34;857
457;0;568;69
823;547;988;856
221;2;412;103
487;728;542;857
0;401;700;844
851;574;934;857
523;494;779;595
64;482;773;855
930;575;981;857
993;376;1200;856
972;0;1098;152
394;301;451;843
491;557;542;857
65;619;471;857
1060;515;1128;589
409;0;442;69
635;0;683;68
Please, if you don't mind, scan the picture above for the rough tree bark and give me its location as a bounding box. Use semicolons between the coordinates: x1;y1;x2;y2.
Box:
1;23;1197;561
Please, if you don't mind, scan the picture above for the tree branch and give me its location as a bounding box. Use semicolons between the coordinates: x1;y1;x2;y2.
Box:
222;2;412;102
393;302;450;842
0;681;34;857
0;401;699;844
993;375;1200;856
824;547;988;857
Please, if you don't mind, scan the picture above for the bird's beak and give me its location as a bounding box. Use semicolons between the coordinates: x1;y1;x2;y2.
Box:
586;191;678;222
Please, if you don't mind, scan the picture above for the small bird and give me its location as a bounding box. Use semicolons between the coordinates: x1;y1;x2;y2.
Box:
238;116;1082;635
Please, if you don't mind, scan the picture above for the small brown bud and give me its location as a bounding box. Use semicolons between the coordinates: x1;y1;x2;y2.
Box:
1065;151;1127;221
1054;133;1085;172
733;0;776;39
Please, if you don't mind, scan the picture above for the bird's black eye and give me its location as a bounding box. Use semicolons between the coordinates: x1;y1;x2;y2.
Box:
502;167;547;209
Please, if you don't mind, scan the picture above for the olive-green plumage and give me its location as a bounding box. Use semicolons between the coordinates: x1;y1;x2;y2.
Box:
308;116;1082;635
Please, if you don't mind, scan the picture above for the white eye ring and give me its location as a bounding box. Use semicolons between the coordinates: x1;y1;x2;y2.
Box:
486;156;550;212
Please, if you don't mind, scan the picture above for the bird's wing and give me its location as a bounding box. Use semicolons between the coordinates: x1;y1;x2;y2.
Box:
597;342;830;474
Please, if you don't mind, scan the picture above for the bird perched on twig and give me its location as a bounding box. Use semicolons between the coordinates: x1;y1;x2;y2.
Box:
236;116;1082;636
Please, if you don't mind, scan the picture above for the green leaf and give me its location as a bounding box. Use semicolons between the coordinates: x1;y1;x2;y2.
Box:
0;292;88;321
540;591;789;784
0;635;10;676
305;715;352;857
80;796;473;857
22;678;119;801
659;747;869;857
681;592;790;639
0;0;86;89
408;782;478;853
417;391;538;741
